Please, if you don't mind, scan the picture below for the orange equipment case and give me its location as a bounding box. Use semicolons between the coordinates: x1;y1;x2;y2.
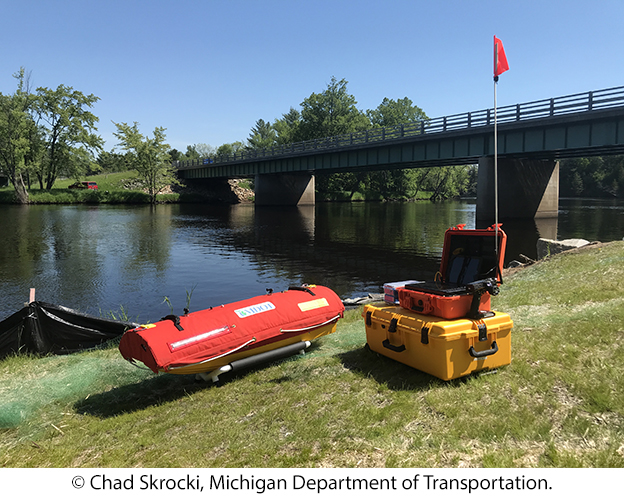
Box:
363;302;512;380
397;224;507;320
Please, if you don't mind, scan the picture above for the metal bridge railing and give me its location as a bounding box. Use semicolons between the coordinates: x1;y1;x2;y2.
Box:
175;85;624;169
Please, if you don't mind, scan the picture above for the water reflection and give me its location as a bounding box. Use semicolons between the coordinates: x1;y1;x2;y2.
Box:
0;198;621;322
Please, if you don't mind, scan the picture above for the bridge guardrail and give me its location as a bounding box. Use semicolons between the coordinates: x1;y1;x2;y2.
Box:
175;86;624;169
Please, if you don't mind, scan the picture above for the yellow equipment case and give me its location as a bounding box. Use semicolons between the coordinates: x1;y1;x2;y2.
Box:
363;302;512;380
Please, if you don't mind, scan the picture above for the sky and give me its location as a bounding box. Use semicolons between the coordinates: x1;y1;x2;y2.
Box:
2;0;623;153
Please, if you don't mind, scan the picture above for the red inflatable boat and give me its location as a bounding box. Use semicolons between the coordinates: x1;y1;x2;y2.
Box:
119;285;344;382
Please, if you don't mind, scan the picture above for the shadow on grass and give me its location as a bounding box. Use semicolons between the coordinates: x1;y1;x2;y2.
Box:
74;348;321;418
337;345;475;391
74;373;205;418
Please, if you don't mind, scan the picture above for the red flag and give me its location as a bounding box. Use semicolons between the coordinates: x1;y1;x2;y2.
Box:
494;36;509;78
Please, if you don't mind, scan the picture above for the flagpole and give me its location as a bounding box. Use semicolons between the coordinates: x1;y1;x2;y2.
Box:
494;74;499;263
492;35;509;282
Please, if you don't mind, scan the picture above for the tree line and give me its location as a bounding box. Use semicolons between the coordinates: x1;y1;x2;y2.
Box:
1;69;622;204
0;68;177;204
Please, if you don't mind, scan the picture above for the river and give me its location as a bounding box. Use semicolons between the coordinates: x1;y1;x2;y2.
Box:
0;198;622;323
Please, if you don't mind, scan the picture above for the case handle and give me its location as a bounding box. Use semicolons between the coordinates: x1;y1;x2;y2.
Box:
382;339;406;353
469;341;498;358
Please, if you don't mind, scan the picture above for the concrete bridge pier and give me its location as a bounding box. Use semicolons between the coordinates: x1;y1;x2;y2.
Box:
255;173;315;206
476;157;559;221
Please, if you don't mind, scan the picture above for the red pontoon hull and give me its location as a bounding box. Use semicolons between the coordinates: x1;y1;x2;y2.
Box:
119;285;344;376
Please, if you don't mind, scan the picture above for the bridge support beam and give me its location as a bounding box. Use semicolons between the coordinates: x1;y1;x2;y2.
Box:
476;157;559;221
254;173;315;206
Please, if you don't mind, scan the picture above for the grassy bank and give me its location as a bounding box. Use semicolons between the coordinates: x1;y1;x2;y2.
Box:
0;172;440;204
0;172;180;204
1;242;623;468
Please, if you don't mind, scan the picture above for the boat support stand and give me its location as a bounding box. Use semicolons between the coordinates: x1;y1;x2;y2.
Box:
195;340;312;384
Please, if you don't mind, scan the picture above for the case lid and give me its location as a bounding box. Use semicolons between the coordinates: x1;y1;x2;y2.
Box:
440;224;507;285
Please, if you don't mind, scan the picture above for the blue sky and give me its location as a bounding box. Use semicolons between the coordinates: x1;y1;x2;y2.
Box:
2;0;623;153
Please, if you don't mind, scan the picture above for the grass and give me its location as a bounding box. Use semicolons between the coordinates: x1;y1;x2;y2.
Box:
1;242;623;468
0;171;177;204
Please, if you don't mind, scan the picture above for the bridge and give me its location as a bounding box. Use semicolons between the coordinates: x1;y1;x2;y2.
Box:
175;86;624;220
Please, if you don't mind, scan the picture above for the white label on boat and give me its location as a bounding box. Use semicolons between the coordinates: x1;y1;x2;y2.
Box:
168;325;231;352
298;298;329;312
234;301;276;318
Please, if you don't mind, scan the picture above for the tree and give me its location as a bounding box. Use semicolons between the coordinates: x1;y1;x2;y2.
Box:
65;146;99;179
113;122;177;204
0;68;38;203
184;144;200;161
426;165;472;201
365;97;431;199
367;97;428;128
296;76;370;141
216;141;245;158
247;119;277;150
97;151;128;173
194;143;216;158
33;84;102;189
273;107;301;145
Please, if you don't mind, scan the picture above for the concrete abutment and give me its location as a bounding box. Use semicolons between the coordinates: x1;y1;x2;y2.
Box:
254;173;315;206
476;157;559;221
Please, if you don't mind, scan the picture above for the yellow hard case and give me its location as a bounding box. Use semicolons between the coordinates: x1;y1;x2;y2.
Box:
363;303;512;380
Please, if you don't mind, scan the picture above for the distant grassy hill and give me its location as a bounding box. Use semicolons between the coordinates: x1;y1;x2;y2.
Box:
1;241;623;467
0;171;179;204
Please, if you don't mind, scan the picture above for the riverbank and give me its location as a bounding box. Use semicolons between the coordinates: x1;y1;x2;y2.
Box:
0;172;255;205
1;240;623;467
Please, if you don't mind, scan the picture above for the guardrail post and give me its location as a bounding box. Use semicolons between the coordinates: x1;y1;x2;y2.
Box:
550;98;555;116
467;112;472;128
486;109;491;126
588;91;594;111
516;104;521;121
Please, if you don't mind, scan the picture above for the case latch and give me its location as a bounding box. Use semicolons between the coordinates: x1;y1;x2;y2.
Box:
421;325;430;344
478;323;488;342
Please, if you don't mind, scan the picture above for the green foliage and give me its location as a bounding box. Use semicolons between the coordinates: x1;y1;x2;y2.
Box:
247;118;277;150
273;107;301;145
216;141;245;158
0;68;37;203
560;156;624;198
296;76;370;141
33;83;102;190
113;122;178;204
0;68;103;199
426;165;474;201
97;151;129;173
367;96;428;128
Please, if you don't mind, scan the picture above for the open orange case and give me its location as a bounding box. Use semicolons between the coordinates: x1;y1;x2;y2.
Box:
397;224;507;320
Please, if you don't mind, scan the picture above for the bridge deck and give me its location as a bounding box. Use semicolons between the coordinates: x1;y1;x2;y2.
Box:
176;86;624;179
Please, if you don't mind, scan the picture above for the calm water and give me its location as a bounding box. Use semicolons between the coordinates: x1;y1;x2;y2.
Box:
1;198;622;323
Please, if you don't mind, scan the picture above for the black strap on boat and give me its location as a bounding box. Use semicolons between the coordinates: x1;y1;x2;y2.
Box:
161;314;184;331
288;285;316;296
